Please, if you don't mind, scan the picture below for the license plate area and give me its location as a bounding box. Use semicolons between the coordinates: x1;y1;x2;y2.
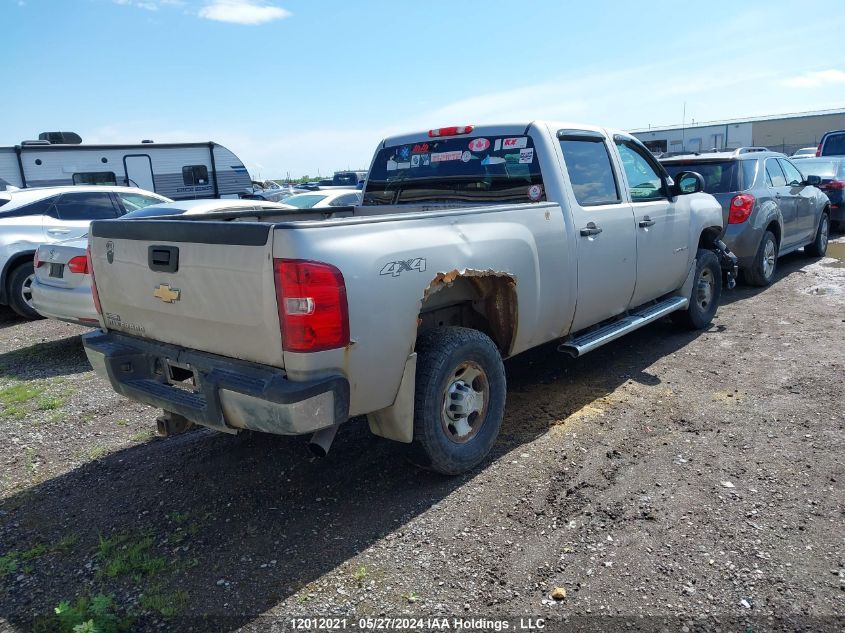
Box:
165;359;199;392
49;263;64;278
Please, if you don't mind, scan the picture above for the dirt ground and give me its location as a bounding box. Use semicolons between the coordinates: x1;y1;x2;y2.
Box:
1;238;844;632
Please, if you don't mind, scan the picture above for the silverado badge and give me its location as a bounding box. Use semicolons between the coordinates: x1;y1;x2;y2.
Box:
153;284;181;303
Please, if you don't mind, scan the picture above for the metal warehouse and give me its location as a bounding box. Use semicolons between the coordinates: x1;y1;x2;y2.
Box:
630;108;845;156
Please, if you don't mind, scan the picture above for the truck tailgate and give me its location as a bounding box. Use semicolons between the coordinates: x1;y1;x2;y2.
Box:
88;220;284;368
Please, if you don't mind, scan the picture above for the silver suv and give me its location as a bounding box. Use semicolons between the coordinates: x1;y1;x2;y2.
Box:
662;149;830;286
0;186;169;318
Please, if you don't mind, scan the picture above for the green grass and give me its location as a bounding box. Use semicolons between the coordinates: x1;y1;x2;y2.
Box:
25;448;38;474
0;383;43;406
353;565;368;583
96;533;166;580
115;419;129;427
0;553;18;576
37;396;67;411
129;430;154;443
88;445;107;460
0;540;72;577
139;587;188;618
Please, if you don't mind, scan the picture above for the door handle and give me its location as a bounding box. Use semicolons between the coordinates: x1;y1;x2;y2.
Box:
579;224;603;236
639;216;656;227
47;228;71;234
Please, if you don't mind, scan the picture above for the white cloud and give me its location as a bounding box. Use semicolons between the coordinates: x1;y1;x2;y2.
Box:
782;69;845;88
198;0;290;25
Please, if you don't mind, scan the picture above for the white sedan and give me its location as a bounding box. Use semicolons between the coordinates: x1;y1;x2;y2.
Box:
282;189;361;209
31;200;294;326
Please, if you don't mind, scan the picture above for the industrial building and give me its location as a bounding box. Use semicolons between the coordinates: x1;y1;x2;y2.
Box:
630;108;845;156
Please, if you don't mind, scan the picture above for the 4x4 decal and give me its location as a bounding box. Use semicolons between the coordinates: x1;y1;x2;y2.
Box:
379;258;426;277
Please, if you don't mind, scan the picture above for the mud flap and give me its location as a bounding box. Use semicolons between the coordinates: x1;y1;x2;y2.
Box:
367;353;416;443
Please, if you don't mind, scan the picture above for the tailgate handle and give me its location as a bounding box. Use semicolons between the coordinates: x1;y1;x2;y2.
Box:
148;245;179;273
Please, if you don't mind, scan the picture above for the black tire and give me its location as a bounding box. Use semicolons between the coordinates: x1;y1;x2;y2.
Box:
409;327;506;475
7;261;42;320
804;212;829;257
742;230;778;287
671;248;722;330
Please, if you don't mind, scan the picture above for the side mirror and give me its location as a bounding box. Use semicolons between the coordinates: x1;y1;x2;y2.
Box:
672;171;705;196
804;174;821;186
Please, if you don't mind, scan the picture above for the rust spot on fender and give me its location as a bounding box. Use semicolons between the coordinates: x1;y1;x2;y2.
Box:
421;269;518;355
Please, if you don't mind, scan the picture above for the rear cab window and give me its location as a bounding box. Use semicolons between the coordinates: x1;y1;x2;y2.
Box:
364;134;546;205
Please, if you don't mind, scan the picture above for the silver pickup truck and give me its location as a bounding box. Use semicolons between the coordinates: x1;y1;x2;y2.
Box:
82;122;736;474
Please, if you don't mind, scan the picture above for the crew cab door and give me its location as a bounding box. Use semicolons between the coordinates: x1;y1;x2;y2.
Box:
779;158;816;243
765;158;798;247
614;137;691;306
558;130;637;332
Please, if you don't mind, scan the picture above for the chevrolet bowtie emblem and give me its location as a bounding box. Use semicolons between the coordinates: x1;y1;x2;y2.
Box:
153;284;181;303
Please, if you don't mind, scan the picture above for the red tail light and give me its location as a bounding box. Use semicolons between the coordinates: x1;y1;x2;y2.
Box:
815;143;821;157
67;255;89;274
428;125;474;138
821;179;845;190
274;259;349;353
728;194;755;224
34;251;42;268
87;246;102;316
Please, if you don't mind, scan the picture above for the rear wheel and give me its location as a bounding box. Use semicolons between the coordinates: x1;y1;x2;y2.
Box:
671;248;721;330
409;327;506;475
7;262;42;320
804;212;829;257
743;230;778;287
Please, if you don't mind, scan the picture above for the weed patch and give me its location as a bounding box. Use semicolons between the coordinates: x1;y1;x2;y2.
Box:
96;533;166;580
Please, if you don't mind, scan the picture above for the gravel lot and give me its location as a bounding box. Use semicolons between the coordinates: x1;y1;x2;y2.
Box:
1;238;844;632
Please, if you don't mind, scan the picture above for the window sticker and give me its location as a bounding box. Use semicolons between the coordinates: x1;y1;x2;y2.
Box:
528;184;544;201
502;137;528;150
412;143;430;154
468;138;490;152
411;155;421;168
519;148;535;164
494;139;502;151
461;151;472;163
397;146;412;161
431;151;463;163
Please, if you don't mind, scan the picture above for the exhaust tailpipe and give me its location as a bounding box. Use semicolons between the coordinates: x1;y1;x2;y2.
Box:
309;425;339;457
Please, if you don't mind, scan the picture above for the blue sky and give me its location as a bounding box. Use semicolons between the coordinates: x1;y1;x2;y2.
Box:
2;0;845;179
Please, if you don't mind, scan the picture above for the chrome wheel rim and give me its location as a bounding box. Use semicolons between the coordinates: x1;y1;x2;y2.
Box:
762;239;776;279
441;361;488;444
696;267;714;310
21;273;34;308
820;216;829;251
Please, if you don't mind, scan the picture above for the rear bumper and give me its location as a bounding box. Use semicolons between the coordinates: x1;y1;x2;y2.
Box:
82;331;349;435
31;278;100;327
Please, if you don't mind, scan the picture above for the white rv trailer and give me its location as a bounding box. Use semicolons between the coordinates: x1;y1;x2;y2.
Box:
0;139;252;200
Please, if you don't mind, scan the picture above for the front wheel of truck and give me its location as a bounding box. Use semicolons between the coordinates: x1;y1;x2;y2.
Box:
671;248;722;330
409;327;506;475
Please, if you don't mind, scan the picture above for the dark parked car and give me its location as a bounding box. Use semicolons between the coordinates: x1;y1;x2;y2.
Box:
662;148;830;286
817;130;845;157
797;157;845;230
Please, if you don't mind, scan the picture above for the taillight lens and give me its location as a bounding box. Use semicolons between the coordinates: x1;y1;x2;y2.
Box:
274;259;349;353
428;125;474;138
821;179;845;190
67;255;89;274
87;245;102;316
728;194;755;224
816;143;821;157
34;251;42;268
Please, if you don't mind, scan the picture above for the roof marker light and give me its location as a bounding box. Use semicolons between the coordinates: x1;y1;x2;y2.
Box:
428;126;474;138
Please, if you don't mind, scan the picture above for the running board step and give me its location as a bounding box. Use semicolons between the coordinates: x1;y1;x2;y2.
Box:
559;296;689;358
